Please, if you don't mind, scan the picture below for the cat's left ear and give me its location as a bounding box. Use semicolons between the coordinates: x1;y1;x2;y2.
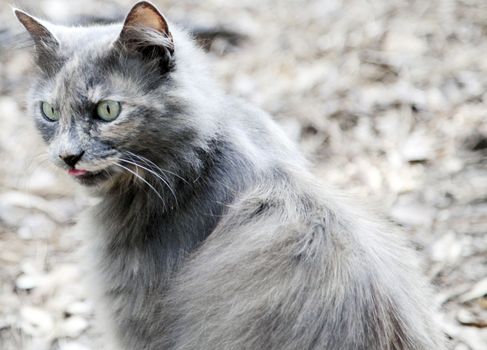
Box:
116;1;174;70
14;9;60;74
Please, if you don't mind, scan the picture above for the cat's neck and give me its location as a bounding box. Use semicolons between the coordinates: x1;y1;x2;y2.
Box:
91;137;253;279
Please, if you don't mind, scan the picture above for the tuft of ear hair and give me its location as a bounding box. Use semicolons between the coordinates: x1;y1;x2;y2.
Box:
13;9;61;74
116;1;175;72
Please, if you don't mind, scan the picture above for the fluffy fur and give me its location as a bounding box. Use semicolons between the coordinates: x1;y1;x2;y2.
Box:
16;2;445;349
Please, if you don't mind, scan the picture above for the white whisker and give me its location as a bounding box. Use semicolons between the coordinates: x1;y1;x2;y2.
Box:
119;158;178;207
125;150;189;185
114;162;166;206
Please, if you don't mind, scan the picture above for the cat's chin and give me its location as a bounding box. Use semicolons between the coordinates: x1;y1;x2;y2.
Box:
72;170;113;187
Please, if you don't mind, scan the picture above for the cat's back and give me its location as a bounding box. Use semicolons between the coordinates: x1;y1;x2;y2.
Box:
162;167;444;349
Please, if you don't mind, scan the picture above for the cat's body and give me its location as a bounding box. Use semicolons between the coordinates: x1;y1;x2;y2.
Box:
15;2;444;349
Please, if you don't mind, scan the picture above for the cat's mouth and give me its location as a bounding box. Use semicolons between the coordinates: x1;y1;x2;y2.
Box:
67;168;111;186
68;169;88;176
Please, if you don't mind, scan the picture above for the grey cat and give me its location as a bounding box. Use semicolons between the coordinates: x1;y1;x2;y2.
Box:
15;2;445;349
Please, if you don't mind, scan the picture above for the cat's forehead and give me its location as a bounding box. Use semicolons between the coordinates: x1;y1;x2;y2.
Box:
42;23;122;80
39;27;124;101
53;59;103;102
43;53;150;111
33;25;114;83
32;21;174;107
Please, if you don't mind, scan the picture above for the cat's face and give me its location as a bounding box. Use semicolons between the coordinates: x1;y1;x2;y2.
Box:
15;2;193;187
30;45;174;186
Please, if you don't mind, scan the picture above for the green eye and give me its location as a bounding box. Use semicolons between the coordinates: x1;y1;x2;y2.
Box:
40;102;59;121
96;100;121;121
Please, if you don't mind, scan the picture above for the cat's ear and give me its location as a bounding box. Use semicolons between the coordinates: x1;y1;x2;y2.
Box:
14;9;60;74
116;1;174;71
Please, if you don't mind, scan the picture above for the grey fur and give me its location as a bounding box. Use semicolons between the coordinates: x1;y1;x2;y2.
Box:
15;2;445;349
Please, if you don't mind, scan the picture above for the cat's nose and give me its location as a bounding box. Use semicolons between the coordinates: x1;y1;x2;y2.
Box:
59;150;85;168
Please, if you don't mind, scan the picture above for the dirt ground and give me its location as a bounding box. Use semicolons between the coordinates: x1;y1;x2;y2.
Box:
0;0;486;349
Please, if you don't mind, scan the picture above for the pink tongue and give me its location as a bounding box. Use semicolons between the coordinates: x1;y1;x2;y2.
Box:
68;169;87;176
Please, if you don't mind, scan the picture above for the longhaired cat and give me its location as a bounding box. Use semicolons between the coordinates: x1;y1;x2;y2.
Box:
15;2;445;349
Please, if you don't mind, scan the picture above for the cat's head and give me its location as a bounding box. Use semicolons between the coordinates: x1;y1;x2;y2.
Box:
15;1;218;189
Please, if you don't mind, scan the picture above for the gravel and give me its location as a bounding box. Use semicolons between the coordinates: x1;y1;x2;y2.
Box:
0;0;486;349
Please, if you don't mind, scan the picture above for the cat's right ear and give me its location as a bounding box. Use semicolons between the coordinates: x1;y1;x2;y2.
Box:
13;9;59;74
115;1;175;73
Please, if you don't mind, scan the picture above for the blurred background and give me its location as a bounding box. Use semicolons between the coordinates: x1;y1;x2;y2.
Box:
0;0;486;349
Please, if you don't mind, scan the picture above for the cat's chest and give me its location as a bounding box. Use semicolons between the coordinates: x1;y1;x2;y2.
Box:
83;191;228;347
95;235;173;344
